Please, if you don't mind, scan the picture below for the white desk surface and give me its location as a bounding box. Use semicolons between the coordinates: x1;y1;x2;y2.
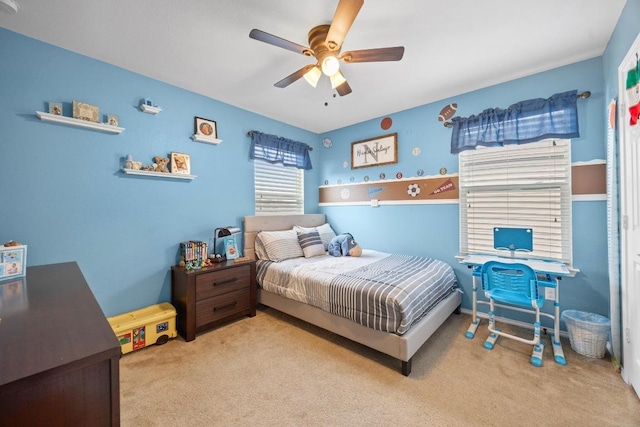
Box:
459;253;572;276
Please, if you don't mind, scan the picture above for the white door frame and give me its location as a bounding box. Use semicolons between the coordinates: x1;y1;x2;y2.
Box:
618;31;640;399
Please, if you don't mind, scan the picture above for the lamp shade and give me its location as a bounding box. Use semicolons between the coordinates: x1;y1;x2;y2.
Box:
330;70;347;89
303;66;321;88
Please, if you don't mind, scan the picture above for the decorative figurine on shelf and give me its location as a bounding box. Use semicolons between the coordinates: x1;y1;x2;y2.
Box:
153;156;170;173
125;155;143;170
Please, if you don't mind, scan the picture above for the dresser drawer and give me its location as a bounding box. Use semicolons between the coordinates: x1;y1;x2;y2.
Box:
196;288;251;326
195;265;250;300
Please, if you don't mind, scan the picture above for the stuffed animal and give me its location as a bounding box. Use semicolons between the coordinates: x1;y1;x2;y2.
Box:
154;156;170;173
327;233;362;257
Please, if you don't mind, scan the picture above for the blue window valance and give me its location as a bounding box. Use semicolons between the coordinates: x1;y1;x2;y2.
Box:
450;90;580;154
250;131;312;170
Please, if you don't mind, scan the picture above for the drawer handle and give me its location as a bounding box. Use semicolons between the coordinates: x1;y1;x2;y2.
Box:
214;301;237;312
213;277;237;287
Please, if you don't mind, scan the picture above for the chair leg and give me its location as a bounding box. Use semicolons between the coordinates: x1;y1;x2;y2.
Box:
530;320;544;367
484;300;500;350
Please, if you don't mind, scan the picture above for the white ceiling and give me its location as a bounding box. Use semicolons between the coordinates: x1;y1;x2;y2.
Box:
0;0;627;134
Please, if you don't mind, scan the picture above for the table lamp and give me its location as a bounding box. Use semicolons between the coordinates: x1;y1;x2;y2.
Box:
212;226;241;263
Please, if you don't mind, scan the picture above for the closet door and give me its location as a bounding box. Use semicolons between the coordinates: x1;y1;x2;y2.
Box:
618;31;640;400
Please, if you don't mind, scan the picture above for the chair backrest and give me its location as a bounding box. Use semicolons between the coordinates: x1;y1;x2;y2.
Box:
481;261;539;301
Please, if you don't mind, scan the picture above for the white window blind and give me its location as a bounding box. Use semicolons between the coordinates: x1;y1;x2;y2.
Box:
459;139;572;264
254;159;304;215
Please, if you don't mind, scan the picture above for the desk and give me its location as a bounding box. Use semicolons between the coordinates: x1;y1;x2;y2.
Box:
460;254;573;365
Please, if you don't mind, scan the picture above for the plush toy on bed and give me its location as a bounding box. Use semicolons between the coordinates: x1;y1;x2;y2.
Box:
327;233;362;257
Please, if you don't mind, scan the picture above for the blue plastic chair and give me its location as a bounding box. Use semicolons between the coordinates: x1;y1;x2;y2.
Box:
481;261;546;367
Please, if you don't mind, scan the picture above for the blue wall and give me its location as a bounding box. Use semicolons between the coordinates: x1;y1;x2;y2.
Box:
318;57;609;326
0;28;320;316
2;0;639;324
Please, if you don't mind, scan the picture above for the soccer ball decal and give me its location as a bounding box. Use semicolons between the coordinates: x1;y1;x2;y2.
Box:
407;184;420;197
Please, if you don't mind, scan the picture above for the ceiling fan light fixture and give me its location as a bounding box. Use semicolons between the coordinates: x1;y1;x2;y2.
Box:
303;66;321;88
321;55;340;76
329;70;347;89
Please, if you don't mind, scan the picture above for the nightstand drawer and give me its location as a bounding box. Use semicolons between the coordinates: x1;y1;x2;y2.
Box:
195;265;250;300
196;288;250;326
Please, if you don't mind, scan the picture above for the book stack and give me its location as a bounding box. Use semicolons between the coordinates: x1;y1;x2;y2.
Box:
179;241;208;265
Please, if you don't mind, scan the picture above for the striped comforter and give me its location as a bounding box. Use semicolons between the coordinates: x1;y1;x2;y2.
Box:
256;250;458;335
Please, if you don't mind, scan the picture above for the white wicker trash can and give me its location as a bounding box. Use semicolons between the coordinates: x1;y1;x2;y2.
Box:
561;310;610;358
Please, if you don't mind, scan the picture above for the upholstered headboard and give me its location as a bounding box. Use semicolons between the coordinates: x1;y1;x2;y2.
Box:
243;214;326;260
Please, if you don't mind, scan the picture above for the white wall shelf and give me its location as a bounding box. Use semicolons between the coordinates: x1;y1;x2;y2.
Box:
36;111;124;134
122;169;196;180
140;104;162;114
191;134;222;145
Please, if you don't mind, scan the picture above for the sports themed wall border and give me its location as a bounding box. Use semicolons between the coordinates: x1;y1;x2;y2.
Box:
319;162;607;206
320;174;459;205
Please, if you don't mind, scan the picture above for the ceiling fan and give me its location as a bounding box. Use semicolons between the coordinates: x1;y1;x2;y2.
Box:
249;0;404;96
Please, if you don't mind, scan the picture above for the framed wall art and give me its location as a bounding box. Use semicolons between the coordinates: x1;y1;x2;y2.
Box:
351;133;398;169
171;152;191;175
194;117;217;141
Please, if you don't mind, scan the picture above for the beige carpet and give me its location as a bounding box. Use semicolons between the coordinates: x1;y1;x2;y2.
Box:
120;308;640;426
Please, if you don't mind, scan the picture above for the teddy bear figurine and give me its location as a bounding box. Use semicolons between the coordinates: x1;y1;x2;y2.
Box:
154;156;170;173
327;233;362;257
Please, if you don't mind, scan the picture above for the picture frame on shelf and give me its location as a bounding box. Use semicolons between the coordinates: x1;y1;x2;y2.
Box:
170;152;191;175
224;238;240;260
107;114;119;127
72;101;100;123
48;102;62;116
351;132;398;169
194;117;217;141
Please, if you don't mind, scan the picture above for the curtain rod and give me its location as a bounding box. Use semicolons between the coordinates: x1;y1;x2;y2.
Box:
247;131;314;151
443;90;591;128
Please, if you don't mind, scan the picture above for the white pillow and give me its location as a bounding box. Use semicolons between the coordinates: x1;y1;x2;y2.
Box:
254;235;269;260
297;230;326;258
294;223;337;250
257;229;303;262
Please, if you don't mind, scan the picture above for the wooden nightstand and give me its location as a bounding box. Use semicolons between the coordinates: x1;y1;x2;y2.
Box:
171;260;256;341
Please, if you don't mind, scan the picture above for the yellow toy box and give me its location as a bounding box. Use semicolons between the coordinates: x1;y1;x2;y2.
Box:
107;302;177;354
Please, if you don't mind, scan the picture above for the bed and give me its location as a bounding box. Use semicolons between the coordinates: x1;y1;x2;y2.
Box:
243;214;462;375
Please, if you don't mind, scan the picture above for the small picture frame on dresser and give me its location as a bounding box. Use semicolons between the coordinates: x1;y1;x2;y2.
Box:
225;238;240;260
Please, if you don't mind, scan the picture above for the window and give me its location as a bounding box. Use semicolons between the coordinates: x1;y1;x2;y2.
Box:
459;139;572;264
254;159;304;215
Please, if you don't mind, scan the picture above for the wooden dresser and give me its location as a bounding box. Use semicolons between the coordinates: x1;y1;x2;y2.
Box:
171;260;256;341
0;262;121;426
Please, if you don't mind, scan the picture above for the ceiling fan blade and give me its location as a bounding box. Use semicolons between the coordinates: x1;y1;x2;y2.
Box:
250;29;311;55
335;80;352;97
340;46;405;63
274;64;316;88
325;0;364;51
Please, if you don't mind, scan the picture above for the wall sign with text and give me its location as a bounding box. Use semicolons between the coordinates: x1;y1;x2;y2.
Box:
351;133;398;169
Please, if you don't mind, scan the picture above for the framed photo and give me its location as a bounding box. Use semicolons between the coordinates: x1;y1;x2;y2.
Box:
170;152;191;175
194;117;217;141
72;100;99;123
224;238;240;260
351;133;398;169
0;244;27;279
107;114;119;126
48;102;62;116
